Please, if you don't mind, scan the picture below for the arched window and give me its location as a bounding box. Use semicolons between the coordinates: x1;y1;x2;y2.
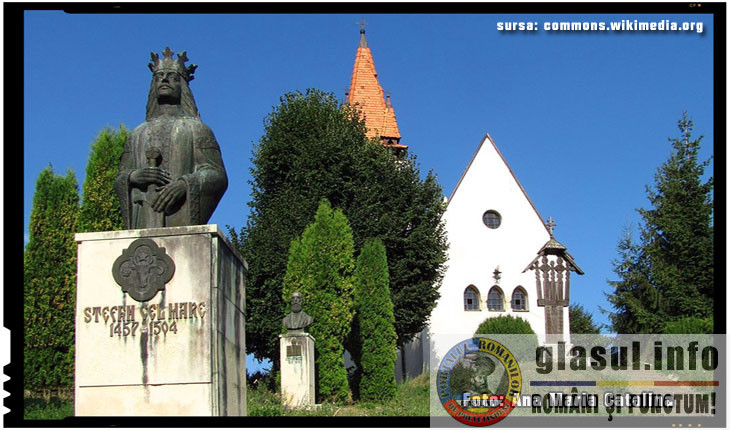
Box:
487;286;504;311
464;286;480;311
511;287;527;311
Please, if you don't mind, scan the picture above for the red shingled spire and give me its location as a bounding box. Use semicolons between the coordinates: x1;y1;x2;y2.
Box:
346;27;407;154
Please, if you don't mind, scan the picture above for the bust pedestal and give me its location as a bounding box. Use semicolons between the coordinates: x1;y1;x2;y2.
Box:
74;225;247;416
279;332;316;407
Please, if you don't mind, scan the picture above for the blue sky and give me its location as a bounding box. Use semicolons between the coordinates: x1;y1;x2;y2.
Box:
23;10;715;373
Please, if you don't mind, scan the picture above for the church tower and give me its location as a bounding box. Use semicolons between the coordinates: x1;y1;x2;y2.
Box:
346;25;408;157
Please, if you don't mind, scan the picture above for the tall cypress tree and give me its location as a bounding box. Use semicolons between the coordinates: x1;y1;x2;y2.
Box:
351;238;397;402
24;167;79;392
77;126;128;233
282;199;355;402
607;113;713;333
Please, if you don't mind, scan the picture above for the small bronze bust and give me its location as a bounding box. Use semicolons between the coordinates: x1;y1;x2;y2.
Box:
283;292;314;332
115;47;228;229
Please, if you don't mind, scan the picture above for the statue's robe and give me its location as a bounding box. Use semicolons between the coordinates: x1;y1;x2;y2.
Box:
283;311;314;331
115;114;227;229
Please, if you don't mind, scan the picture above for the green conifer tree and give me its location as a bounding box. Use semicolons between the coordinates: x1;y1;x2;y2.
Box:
282;199;355;402
352;238;397;402
639;113;713;319
607;113;713;333
569;303;601;334
77;126;128;232
606;228;665;333
24;167;79;392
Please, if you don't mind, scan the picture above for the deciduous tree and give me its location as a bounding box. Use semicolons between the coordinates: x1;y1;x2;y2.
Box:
231;89;447;366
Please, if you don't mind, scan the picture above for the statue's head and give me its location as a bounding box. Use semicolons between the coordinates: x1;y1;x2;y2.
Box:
145;47;200;120
153;70;183;105
291;292;303;313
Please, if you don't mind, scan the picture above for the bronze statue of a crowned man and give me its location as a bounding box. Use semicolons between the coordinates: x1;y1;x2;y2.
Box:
115;47;228;229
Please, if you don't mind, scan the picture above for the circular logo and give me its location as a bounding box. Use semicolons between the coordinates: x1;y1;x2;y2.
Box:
437;337;522;426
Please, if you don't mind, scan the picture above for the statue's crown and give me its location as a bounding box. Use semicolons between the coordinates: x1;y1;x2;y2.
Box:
148;47;197;82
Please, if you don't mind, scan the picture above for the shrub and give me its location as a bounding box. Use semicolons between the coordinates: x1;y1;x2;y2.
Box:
474;315;538;363
475;315;535;335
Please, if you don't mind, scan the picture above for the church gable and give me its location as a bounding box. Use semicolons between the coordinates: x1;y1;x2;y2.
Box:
444;133;550;266
429;132;560;356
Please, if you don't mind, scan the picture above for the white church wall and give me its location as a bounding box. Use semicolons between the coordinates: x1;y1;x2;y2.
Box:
429;133;554;362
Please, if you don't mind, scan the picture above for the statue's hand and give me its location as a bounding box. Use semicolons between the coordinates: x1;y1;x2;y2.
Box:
130;167;171;188
152;179;187;214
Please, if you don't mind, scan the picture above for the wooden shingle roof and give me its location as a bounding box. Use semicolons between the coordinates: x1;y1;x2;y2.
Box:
346;29;406;150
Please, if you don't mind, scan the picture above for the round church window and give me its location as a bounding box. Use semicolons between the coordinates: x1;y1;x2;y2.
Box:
482;210;502;229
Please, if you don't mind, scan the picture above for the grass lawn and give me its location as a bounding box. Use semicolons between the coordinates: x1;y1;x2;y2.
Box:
22;373;430;419
248;372;430;416
23;395;74;420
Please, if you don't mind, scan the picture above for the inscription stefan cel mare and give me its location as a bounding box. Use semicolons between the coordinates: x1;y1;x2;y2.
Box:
82;301;206;338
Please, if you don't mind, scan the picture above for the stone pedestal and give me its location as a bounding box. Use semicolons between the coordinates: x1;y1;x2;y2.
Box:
74;225;247;416
279;333;315;407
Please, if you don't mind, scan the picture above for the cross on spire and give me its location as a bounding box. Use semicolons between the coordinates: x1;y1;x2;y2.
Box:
546;217;556;236
357;17;368;33
492;266;501;284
